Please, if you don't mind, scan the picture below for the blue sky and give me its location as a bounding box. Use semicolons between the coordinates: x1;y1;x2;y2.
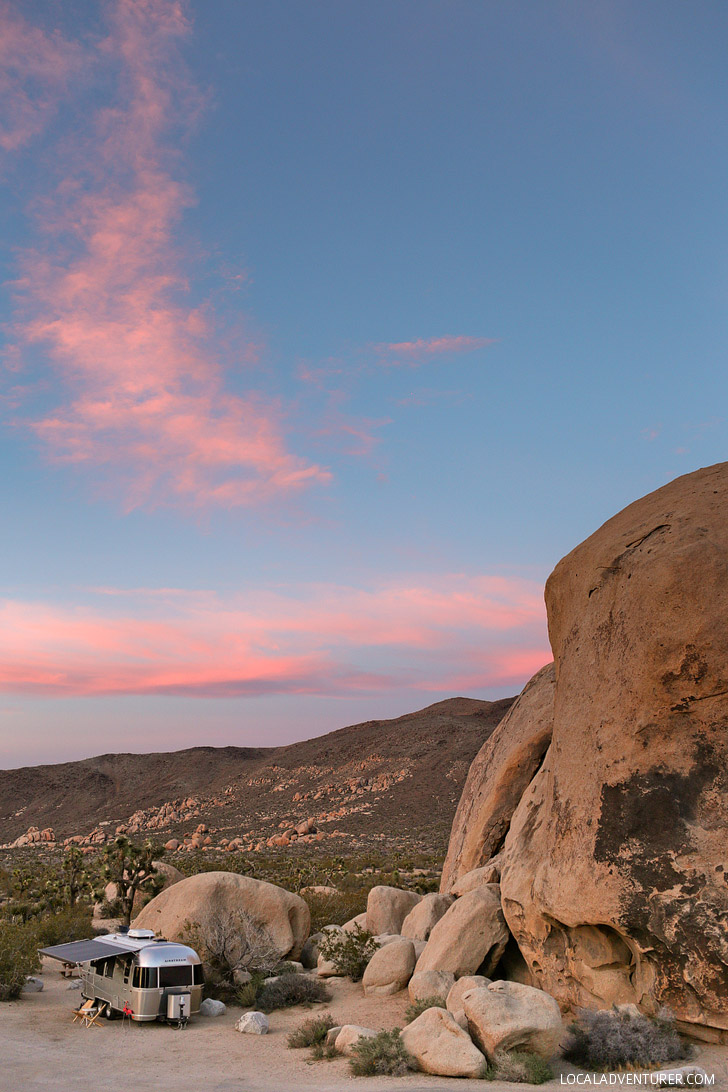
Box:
0;0;726;766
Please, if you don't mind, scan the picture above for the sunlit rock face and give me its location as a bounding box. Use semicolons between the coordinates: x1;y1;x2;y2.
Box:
499;462;728;1040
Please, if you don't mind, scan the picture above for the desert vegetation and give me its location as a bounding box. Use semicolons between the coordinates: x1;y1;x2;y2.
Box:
563;1007;691;1072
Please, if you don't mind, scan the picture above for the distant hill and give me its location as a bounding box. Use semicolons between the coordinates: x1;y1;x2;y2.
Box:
0;696;514;856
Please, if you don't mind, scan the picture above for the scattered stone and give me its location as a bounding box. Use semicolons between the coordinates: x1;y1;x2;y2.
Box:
300;934;321;969
362;936;416;996
22;976;43;993
199;998;226;1016
235;1011;269;1034
401;1006;486;1078
463;980;562;1060
66;979;82;991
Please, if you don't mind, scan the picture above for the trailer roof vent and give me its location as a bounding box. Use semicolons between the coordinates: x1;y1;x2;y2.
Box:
127;928;155;939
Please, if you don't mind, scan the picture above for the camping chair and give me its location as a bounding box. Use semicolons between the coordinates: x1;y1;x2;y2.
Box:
72;999;103;1028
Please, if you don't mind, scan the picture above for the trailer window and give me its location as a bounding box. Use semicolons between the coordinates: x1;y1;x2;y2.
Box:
159;965;193;988
132;966;158;989
192;965;204;985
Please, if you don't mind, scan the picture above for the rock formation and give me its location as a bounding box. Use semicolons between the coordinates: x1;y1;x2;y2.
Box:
444;463;728;1040
441;664;554;892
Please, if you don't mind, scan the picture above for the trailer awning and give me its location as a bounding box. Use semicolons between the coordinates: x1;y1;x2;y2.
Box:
40;939;139;964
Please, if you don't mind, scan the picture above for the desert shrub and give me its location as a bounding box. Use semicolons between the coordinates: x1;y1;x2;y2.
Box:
234;970;267;1008
183;908;281;993
304;890;367;933
404;995;446;1023
0;919;41;1001
287;1012;336;1048
482;1050;554;1084
349;1028;416;1077
563;1007;690;1072
257;972;331;1011
35;905;93;948
275;960;299;975
310;1040;339;1060
317;923;379;981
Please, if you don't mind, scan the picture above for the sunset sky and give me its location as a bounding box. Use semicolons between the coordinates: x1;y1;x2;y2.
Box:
1;0;727;766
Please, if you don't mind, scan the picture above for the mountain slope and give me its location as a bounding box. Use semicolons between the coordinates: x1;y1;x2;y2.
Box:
0;696;514;855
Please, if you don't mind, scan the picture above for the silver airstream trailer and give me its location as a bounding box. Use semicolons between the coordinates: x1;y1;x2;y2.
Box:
40;927;204;1026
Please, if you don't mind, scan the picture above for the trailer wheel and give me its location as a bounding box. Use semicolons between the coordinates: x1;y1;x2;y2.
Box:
104;1004;118;1020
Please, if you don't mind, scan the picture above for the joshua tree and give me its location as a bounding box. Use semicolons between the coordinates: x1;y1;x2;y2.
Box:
98;837;165;926
54;846;94;908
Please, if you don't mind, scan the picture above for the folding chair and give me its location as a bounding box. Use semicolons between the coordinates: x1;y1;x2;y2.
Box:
72;999;103;1028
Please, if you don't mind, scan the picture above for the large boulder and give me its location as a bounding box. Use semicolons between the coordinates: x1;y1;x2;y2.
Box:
366;886;421;935
463;980;562;1060
401;893;454;941
400;1006;486;1078
132;871;310;960
362;936;416;996
441;663;554;892
500;464;728;1038
415;885;508;978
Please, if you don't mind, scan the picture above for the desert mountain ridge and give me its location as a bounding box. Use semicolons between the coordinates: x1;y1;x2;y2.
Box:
0;695;515;855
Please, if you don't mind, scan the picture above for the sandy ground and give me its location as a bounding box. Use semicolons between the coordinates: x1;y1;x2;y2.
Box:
3;960;727;1092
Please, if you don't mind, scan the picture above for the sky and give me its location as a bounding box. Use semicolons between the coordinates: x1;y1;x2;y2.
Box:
1;0;727;768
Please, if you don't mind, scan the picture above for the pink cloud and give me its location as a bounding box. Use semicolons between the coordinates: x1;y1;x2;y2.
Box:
374;335;496;366
0;3;80;152
9;0;330;509
0;576;549;698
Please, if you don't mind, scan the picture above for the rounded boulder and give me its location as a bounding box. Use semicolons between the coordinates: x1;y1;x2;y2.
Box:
132;871;310;960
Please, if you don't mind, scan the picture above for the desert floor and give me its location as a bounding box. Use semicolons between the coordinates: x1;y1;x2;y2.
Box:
3;959;727;1092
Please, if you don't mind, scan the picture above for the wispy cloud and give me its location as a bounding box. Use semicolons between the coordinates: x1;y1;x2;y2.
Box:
7;0;330;509
0;2;80;152
374;335;496;366
0;576;549;698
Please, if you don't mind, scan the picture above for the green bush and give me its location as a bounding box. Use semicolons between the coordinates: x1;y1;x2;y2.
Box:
310;1040;339;1061
349;1029;416;1077
482;1050;554;1084
317;923;379;981
563;1007;690;1072
405;995;446;1023
0;920;41;1001
287;1012;336;1048
35;905;93;948
257;972;331;1011
234;970;267;1008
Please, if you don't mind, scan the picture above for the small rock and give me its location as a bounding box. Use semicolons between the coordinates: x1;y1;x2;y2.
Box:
333;1025;377;1055
199;998;226;1016
236;1011;269;1035
22;976;43;993
66;979;83;991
